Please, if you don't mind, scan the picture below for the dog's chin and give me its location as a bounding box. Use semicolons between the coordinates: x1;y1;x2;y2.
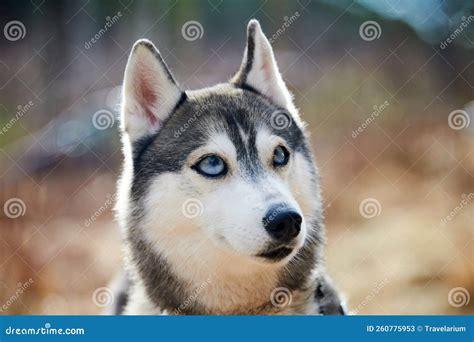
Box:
212;231;306;266
218;242;297;266
256;246;295;264
254;236;306;265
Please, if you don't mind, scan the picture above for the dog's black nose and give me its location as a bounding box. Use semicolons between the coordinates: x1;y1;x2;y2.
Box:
263;207;302;243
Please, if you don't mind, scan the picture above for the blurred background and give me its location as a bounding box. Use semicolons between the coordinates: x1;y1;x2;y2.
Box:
0;0;473;315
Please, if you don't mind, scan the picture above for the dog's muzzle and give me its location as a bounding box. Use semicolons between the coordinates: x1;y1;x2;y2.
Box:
256;205;303;261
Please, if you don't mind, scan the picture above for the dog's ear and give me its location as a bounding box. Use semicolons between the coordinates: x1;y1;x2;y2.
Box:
121;39;184;142
232;20;295;112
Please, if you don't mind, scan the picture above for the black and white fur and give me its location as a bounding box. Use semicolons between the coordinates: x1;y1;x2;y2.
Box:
114;20;346;315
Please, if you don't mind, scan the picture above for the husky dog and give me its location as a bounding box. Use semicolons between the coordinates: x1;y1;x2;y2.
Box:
114;19;346;315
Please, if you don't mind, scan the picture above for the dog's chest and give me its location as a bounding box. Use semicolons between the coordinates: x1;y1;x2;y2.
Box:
171;266;318;315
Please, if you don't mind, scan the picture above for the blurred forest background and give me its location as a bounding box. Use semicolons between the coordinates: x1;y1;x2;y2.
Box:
0;0;473;315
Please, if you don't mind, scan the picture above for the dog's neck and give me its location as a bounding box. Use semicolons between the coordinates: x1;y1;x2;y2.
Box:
126;225;317;315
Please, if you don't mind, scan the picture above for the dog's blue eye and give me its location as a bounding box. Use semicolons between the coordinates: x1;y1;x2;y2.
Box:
194;155;227;177
273;146;289;167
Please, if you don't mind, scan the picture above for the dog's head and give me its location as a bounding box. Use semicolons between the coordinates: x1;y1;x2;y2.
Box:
118;20;322;267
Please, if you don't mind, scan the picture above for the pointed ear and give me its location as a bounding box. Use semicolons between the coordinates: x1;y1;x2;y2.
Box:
231;20;295;112
121;39;184;142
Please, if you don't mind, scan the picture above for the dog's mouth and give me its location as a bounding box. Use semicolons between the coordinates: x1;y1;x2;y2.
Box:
257;246;293;261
